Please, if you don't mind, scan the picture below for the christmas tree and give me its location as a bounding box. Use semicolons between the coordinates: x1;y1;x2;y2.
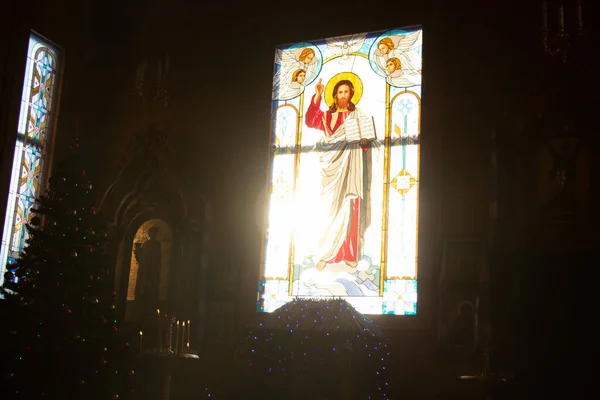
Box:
0;140;136;400
234;299;391;399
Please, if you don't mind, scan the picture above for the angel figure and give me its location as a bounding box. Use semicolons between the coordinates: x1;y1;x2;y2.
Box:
373;31;422;87
384;57;421;87
325;33;367;60
277;69;307;100
272;47;318;101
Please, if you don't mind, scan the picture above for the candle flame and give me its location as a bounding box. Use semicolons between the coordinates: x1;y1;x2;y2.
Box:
177;320;180;325
188;320;190;324
139;331;143;336
183;321;186;326
157;309;160;314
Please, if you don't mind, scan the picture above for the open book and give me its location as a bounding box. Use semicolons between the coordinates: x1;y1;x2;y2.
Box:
344;116;377;143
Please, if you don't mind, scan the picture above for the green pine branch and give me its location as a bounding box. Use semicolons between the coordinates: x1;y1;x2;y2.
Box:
1;141;136;400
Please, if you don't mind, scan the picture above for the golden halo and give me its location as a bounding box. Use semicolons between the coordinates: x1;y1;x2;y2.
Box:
324;72;364;107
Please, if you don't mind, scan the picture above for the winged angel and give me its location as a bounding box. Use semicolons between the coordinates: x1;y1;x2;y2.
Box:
325;32;367;60
373;30;422;87
272;47;318;101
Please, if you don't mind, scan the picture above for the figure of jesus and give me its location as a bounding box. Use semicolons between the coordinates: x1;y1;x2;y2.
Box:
305;78;372;271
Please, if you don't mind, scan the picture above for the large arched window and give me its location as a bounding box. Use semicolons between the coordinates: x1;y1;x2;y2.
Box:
0;32;63;282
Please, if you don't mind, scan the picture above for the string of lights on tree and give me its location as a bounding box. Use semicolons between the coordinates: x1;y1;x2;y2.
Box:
0;139;136;400
235;298;391;399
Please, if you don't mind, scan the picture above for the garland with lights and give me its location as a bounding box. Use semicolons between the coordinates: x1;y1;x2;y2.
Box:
0;139;136;400
234;299;391;399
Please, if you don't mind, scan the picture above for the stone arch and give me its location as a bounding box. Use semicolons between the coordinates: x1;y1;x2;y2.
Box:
99;128;211;337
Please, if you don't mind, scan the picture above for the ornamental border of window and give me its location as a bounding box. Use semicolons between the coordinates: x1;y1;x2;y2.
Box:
0;31;63;283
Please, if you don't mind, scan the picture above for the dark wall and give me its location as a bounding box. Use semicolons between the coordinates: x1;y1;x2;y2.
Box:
1;2;598;387
0;0;565;308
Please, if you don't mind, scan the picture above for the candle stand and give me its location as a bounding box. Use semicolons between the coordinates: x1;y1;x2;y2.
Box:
137;352;200;400
458;345;514;400
136;312;199;399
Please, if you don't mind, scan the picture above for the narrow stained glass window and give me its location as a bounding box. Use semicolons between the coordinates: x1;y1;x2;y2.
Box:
0;32;62;283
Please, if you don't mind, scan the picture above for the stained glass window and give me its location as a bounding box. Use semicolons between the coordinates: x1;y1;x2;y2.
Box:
0;32;62;283
259;26;422;315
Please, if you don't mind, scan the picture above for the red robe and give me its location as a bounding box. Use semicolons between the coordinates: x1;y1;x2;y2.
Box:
305;95;367;264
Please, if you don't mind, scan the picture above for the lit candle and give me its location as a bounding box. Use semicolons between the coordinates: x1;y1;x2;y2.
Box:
175;320;180;354
181;321;186;353
157;309;162;352
558;1;564;30
542;0;548;31
576;0;583;30
187;320;191;352
139;331;143;353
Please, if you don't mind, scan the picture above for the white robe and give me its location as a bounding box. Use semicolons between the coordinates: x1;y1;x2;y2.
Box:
313;109;367;262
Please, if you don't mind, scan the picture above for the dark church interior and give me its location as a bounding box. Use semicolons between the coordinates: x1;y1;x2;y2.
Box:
0;0;597;398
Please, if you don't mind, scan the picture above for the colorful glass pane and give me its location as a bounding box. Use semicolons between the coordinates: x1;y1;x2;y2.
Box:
18;145;43;201
263;148;295;279
259;26;422;315
26;49;57;150
273;105;298;148
387;92;420;280
0;33;61;283
382;279;417;315
257;279;291;313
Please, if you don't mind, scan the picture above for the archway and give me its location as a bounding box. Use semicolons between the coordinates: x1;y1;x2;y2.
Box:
125;218;173;322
